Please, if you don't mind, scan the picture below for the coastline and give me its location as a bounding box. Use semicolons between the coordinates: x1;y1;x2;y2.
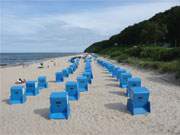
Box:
0;57;54;69
0;53;81;68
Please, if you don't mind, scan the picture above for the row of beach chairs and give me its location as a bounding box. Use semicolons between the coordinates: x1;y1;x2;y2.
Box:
9;58;80;105
97;59;151;115
49;58;93;119
9;57;94;120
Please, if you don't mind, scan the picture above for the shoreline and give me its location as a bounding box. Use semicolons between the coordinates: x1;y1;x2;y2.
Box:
0;53;81;68
0;57;54;69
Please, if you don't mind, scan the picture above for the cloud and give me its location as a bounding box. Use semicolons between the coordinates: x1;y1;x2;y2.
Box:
1;1;179;52
58;1;180;35
1;14;104;52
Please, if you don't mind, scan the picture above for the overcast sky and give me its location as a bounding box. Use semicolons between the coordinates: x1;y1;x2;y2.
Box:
1;0;180;52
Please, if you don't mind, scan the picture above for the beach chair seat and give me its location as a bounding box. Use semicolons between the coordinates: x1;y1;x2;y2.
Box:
65;81;80;101
9;85;26;104
119;72;132;88
126;77;141;97
49;91;70;119
77;76;88;92
38;76;48;89
56;71;64;82
127;87;151;115
25;81;39;96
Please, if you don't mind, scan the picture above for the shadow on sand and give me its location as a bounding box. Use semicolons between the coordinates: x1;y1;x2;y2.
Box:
105;83;119;88
109;90;125;97
104;78;117;82
104;102;129;114
103;75;113;78
48;80;56;83
1;99;9;104
34;108;49;120
101;70;109;74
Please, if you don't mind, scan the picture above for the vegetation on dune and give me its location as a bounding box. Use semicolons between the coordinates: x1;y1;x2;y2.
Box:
85;6;180;79
98;46;180;78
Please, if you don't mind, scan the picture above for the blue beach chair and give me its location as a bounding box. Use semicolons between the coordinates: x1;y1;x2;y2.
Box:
25;81;39;96
116;68;126;81
49;91;70;119
126;77;141;97
85;68;93;79
62;69;69;77
9;85;26;104
65;81;80;101
56;71;64;82
83;72;92;84
119;72;132;88
112;67;119;78
77;76;88;92
127;87;151;115
70;64;75;72
68;67;73;74
38;76;48;89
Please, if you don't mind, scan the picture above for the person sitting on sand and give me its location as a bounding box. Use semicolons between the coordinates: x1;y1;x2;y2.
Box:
15;78;26;84
38;63;44;68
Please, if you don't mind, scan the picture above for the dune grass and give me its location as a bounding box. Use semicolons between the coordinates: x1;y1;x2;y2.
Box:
100;46;180;79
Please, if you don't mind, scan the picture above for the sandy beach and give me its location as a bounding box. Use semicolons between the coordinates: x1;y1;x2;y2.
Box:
0;55;180;135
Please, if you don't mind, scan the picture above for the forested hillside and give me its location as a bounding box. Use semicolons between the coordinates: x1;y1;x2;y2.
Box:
85;6;180;79
85;6;180;53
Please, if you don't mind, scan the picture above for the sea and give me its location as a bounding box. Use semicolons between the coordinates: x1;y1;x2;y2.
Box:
0;53;79;67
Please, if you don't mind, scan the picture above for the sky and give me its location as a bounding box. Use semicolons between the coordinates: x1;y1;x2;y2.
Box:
1;0;180;52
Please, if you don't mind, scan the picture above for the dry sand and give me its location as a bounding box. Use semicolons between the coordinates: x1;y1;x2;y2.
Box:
0;55;180;135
